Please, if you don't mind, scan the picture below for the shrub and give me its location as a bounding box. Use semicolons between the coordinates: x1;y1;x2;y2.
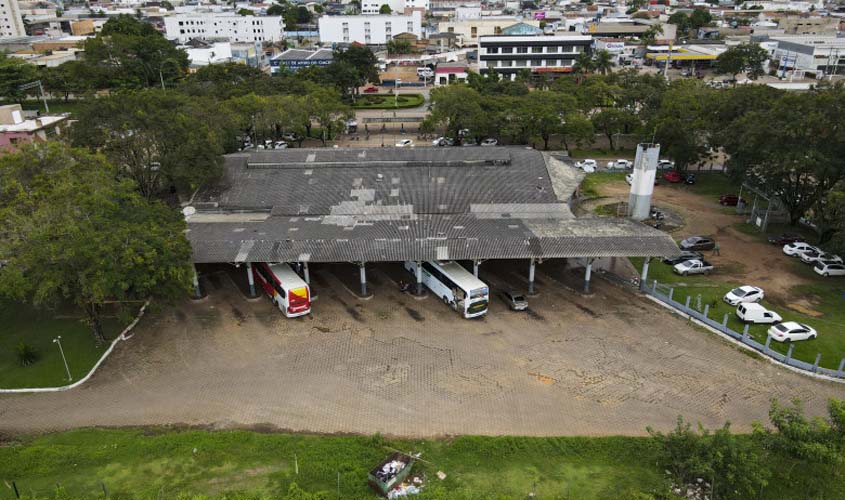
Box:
16;342;38;366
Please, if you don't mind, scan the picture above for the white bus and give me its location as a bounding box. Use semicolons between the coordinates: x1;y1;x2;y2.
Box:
404;261;489;318
252;262;311;318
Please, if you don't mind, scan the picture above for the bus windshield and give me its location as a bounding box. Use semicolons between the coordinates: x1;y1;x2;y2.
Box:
469;287;488;299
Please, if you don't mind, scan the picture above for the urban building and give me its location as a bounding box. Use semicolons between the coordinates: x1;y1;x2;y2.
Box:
439;16;541;46
361;0;428;15
434;61;469;85
183;41;234;68
769;35;845;76
0;105;70;153
270;48;333;74
0;0;26;39
478;34;592;79
164;13;284;43
318;12;422;44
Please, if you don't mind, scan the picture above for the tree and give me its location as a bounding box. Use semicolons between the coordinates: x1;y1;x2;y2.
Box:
160;1;175;10
0;53;38;100
302;84;353;145
331;45;380;95
83;15;189;88
70;91;224;199
426;85;486;143
0;143;192;343
517;91;586;150
572;51;595;81
715;43;769;80
593;49;614;75
379;3;392;13
237;7;254;15
267;2;286;15
386;38;413;55
650;80;712;171
42;60;104;100
640;23;663;45
592;108;636;150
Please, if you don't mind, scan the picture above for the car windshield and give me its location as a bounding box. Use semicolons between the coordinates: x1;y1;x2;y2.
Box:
774;324;789;332
512;295;526;302
730;288;747;297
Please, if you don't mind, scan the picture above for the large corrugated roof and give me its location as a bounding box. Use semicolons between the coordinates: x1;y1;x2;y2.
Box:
187;147;679;263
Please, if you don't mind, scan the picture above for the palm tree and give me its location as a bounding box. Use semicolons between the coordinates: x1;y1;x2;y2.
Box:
572;51;594;83
594;49;614;75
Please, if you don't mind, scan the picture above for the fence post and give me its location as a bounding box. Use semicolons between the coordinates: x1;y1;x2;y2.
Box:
813;353;822;372
764;335;772;354
742;324;750;341
722;313;729;329
786;344;795;362
685;296;691;309
652;279;657;293
668;288;674;302
703;304;710;318
838;358;845;377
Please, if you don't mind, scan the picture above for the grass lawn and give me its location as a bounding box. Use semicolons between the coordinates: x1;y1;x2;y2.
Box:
0;100;85;116
632;255;845;370
580;172;626;199
0;428;667;500
353;93;424;109
569;148;635;159
0;301;127;389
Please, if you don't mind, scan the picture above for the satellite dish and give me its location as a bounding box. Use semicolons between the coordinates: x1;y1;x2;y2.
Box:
182;206;196;220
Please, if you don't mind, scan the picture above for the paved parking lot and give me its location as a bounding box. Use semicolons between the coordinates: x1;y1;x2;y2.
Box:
1;261;841;437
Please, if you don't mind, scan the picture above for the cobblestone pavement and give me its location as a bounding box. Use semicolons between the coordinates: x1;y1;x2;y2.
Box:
1;261;841;437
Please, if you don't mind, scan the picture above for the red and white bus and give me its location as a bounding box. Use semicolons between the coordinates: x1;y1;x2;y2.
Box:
252;263;311;318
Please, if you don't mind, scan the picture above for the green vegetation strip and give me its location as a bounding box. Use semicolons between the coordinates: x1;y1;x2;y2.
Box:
0;302;126;389
352;93;424;109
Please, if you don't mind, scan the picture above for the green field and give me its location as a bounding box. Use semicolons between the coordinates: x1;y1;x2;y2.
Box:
633;256;845;370
580;172;626;199
353;93;424;109
0;302;127;389
0;100;85;116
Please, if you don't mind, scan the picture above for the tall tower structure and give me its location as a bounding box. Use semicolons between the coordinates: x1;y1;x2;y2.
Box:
628;143;660;220
0;0;26;39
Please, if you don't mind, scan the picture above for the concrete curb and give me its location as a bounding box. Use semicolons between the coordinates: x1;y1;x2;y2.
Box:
644;295;845;385
0;299;151;394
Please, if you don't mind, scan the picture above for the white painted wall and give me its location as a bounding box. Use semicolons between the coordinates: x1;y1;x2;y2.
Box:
164;13;284;43
318;12;422;44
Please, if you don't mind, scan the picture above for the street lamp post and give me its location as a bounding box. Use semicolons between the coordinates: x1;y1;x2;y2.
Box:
53;336;72;382
394;78;401;109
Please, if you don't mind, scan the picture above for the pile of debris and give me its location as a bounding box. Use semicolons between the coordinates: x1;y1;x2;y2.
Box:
386;475;424;499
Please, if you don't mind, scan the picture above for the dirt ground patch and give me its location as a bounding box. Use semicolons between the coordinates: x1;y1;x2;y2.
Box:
0;261;839;438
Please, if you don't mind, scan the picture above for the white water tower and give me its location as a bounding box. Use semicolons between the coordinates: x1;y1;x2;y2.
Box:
628;143;660;220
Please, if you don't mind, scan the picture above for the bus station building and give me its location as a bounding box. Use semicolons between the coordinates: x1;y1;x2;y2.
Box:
185;147;678;299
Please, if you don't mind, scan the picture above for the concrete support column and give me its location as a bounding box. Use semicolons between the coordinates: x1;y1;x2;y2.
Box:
415;261;423;296
583;259;593;293
359;262;367;297
303;262;310;285
246;262;256;297
528;258;536;295
639;257;651;292
192;264;202;299
473;260;480;278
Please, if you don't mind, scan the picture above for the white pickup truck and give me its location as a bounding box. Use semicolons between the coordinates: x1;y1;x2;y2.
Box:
673;259;714;276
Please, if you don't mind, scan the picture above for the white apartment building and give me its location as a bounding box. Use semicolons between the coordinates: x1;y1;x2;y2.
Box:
0;0;26;39
361;0;429;15
318;12;422;45
478;34;592;80
164;13;284;43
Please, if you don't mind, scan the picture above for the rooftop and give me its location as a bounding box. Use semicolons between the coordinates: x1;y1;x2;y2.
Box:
186;148;679;263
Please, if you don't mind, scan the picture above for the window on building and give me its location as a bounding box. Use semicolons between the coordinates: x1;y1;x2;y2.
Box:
501;47;513;54
531;46;543;53
516;47;528;54
487;47;498;54
531;59;542;67
515;59;526;66
407;22;413;31
501;60;513;67
471;27;477;37
494;26;502;34
547;45;558;53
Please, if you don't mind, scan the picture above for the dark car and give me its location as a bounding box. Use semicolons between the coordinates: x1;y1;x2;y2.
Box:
662;171;683;183
662;251;704;265
767;233;804;245
719;194;744;206
680;236;716;251
684;174;696;185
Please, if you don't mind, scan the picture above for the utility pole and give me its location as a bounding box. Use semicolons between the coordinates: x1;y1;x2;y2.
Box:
53;336;72;382
17;80;49;113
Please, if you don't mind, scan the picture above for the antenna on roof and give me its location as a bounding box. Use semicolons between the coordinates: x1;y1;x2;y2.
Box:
182;206;196;221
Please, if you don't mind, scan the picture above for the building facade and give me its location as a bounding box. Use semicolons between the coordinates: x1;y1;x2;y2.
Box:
164;14;284;43
270;48;333;74
361;0;428;15
318;12;422;44
770;35;845;76
438;17;541;46
0;0;25;39
0;105;70;153
478;34;592;79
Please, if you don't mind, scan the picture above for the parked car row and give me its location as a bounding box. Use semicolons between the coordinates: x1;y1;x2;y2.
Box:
431;137;499;147
781;241;844;277
722;285;819;342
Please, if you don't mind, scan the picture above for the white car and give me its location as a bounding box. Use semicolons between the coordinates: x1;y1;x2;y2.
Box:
273;141;288;149
608;159;632;170
723;285;764;306
768;321;818;342
783;242;818;257
657;159;675;170
480;138;498;146
814;261;845;277
432;136;445;146
395;139;414;148
625;173;634;185
736;303;782;324
800;250;842;265
577;159;597;173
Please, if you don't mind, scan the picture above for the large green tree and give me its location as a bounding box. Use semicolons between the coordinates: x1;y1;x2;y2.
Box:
715;43;769;80
83;15;189;89
425;85;486;143
70;90;224;199
0;144;192;343
0;53;38;100
650;80;712;171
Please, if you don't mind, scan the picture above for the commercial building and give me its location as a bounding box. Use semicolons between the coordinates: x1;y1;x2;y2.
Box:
434;61;469;85
0;0;25;39
318;12;422;45
478;34;592;79
769;35;845;76
185;148;677;297
0;105;70;153
361;0;428;15
438;16;541;46
270;48;333;74
164;13;284;43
